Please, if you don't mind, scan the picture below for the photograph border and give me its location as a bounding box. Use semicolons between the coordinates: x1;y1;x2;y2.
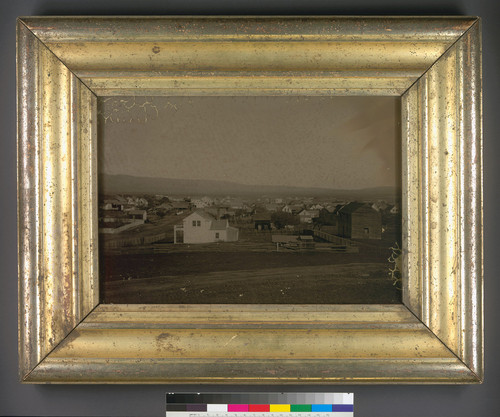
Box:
17;16;483;383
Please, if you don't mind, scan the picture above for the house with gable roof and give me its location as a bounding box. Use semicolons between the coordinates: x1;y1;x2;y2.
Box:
174;209;239;244
337;202;382;240
298;209;320;224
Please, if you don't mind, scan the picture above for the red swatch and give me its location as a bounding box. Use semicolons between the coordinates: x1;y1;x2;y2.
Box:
249;404;270;412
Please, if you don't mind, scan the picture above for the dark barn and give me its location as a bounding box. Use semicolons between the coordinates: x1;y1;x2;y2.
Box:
315;208;339;233
338;202;382;240
253;213;272;230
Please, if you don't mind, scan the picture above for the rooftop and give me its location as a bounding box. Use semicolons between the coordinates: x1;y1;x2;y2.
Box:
337;202;367;214
210;219;229;230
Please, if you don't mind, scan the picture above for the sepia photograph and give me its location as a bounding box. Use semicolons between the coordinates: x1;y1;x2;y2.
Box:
98;96;402;304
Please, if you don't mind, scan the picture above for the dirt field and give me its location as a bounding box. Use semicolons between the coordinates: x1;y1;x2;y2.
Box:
100;248;401;304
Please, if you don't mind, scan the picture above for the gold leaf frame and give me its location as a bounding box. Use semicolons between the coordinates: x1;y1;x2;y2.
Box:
17;16;483;383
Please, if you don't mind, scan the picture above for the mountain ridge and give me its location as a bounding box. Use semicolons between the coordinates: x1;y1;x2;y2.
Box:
100;174;400;201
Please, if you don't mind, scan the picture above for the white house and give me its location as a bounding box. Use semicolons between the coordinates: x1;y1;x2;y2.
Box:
191;196;214;208
298;209;320;223
174;210;239;244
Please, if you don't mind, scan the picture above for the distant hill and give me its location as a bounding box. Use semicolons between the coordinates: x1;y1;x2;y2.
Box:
100;174;399;201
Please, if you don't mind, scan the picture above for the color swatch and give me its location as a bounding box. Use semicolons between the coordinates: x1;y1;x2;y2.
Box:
166;393;353;417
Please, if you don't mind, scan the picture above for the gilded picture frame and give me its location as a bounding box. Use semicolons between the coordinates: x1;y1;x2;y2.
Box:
17;16;483;383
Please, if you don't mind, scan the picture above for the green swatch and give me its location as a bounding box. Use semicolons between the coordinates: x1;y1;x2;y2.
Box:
290;404;312;412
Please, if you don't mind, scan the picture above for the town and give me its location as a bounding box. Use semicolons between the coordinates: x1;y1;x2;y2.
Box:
99;193;400;247
99;192;402;305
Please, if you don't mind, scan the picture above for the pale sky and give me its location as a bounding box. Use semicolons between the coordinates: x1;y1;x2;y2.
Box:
98;96;400;190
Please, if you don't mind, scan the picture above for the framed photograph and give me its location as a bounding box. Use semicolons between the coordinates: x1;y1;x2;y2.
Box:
17;16;482;383
98;95;403;305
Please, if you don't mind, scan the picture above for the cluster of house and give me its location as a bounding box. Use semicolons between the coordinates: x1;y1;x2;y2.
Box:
99;197;148;234
100;193;399;243
255;200;399;240
173;200;397;244
252;202;386;240
154;196;249;216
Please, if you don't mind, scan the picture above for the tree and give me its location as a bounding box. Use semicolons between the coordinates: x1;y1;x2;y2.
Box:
271;212;299;229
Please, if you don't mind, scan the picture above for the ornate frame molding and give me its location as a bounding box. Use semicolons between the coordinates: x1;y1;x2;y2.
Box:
17;16;482;383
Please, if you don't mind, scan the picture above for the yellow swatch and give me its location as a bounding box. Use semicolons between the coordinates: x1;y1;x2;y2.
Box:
270;404;291;412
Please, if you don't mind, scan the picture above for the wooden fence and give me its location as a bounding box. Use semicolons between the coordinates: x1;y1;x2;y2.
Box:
102;232;167;249
313;230;357;247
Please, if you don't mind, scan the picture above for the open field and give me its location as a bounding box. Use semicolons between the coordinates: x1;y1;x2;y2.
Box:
100;244;401;304
99;208;402;304
102;262;399;304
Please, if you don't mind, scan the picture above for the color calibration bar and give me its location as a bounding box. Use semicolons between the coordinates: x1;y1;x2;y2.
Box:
166;393;353;417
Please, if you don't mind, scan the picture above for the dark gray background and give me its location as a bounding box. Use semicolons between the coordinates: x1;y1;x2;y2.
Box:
1;1;498;416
